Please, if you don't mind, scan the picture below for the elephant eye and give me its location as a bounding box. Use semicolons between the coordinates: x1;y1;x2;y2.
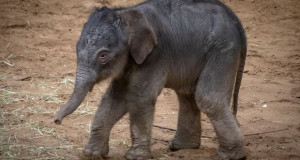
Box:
98;51;109;64
100;52;106;58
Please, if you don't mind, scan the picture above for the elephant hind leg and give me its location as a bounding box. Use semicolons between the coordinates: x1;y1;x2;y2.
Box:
195;53;246;160
169;91;201;151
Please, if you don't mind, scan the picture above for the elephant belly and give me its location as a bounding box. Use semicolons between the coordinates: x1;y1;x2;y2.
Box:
164;65;201;93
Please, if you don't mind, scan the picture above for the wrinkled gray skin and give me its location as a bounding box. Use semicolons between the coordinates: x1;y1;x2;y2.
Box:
54;0;247;159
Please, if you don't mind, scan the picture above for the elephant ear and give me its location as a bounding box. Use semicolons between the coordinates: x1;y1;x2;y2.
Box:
121;10;158;64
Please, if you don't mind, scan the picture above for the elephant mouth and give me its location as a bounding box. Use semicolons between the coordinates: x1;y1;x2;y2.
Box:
89;85;94;92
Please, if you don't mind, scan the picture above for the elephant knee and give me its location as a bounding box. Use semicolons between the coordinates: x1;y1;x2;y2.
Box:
196;95;219;115
195;91;232;119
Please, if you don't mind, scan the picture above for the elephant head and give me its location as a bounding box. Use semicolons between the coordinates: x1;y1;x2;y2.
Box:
54;7;157;124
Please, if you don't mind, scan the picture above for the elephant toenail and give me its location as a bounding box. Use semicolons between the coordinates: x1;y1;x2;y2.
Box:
92;151;101;156
83;149;92;156
126;154;134;160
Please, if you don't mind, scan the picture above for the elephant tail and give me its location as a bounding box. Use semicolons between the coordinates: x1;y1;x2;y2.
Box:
232;17;247;117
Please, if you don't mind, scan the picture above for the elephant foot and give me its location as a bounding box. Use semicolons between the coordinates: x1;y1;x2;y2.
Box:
81;142;109;160
217;145;246;160
125;148;153;160
169;138;200;151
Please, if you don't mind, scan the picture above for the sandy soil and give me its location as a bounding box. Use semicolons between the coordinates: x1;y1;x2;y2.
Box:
0;0;299;159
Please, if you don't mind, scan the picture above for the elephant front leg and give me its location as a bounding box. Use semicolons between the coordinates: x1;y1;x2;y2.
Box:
125;100;155;160
169;92;201;151
124;66;166;159
82;80;128;159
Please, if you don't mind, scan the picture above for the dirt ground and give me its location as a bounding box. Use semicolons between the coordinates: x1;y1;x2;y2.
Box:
0;0;299;159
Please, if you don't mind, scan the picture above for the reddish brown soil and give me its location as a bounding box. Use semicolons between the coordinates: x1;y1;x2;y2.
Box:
0;0;299;159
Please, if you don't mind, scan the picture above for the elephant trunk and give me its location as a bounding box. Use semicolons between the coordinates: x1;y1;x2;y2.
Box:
54;68;95;125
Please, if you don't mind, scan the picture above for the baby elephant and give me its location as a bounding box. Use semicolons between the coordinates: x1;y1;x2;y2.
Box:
54;0;247;159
